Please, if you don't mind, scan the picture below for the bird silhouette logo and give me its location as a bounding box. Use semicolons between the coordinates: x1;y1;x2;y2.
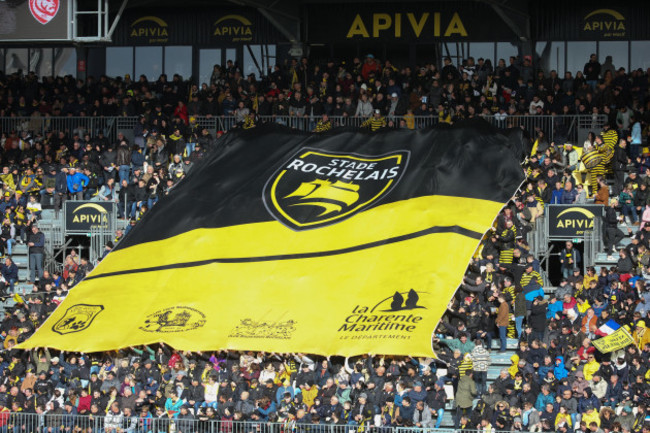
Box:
372;289;426;312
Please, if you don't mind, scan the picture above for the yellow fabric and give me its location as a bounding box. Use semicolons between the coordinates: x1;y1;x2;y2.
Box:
0;174;15;191
583;274;597;288
404;114;415;130
531;139;539;156
576;300;591;315
458;354;473;377
555;413;572;429
571;146;588;186
632;327;650;350
508;354;519;378
583;360;600;381
274;370;292;386
301;386;319;408
19;195;505;357
592;327;635;353
581;410;600;426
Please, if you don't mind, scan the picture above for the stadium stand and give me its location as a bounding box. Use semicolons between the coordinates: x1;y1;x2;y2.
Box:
0;49;649;433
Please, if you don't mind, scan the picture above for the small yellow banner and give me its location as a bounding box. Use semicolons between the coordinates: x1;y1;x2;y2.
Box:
592;327;635;353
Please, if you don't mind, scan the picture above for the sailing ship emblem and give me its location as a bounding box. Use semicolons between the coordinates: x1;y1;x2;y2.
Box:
285;179;360;216
263;148;409;230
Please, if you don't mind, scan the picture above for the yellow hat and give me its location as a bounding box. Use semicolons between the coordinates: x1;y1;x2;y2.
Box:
637;320;646;328
3;192;10;197
15;191;22;195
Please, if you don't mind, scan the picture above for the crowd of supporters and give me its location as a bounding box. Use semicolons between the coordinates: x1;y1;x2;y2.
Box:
437;143;650;431
1;52;650;132
0;52;648;433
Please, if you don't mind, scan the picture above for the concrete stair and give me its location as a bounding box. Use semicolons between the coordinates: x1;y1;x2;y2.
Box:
596;252;619;263
592;221;639;266
11;242;29;281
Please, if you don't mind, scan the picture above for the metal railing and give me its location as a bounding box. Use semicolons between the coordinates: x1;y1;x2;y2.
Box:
0;412;477;433
25;205;118;274
583;212;603;268
37;215;66;274
1;114;607;145
527;211;547;259
116;114;606;144
90;225;114;263
0;116;119;141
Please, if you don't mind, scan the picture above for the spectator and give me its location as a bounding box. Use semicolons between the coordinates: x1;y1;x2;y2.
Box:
496;296;510;353
0;257;18;295
584;54;601;90
54;166;68;212
613;138;630;195
0;50;648;433
560;241;581;279
428;381;447;428
116;142;132;185
620;184;638;225
97;178;118;203
469;340;490;397
454;370;476;428
66;167;88;200
0;217;16;257
594;178;610;205
561;181;578;204
27;224;44;284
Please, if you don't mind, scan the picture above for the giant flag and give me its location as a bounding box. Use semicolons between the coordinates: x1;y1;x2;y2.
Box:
20;120;525;357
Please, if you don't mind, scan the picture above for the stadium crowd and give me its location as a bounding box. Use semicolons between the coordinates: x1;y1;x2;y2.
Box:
1;52;650;132
0;52;648;433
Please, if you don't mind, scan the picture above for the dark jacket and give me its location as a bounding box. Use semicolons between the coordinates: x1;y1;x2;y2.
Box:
605;206;619;229
1;261;19;281
150;147;169;167
613;145;628;171
514;292;527;317
116;145;131;166
55;172;68;194
131;150;145;168
529;301;548;332
43;174;57;190
28;230;45;255
197;133;214;151
133;186;148;203
100;149;117;168
119;183;135;204
426;389;447;411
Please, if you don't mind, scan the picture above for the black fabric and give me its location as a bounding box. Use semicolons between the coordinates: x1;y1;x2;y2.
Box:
118;119;527;249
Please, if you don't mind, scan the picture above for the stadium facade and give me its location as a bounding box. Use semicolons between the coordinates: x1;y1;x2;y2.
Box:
0;0;649;85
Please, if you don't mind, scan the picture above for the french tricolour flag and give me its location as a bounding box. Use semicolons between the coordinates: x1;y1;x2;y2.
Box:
598;320;621;335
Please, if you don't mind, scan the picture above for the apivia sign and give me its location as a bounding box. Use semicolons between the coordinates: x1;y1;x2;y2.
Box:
113;8;286;46
547;205;604;238
65;201;115;233
306;2;516;42
581;8;627;38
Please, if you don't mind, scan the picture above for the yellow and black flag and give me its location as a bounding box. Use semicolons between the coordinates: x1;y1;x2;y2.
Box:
20;120;525;357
